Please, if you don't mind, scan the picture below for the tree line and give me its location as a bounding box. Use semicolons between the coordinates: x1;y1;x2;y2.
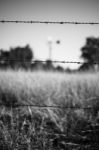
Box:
0;36;99;71
79;37;99;71
0;45;33;70
0;44;66;72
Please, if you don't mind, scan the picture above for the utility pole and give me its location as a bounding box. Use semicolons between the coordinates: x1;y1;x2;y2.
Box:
48;37;52;60
47;36;60;60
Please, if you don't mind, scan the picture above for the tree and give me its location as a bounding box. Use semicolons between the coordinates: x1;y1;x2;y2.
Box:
56;65;64;72
0;50;10;68
45;60;54;70
31;60;44;70
9;44;33;69
80;37;99;70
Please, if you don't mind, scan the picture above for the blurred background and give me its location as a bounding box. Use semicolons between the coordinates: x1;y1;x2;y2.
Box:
0;0;99;71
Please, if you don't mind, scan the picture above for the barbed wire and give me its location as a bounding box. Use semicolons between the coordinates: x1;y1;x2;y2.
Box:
0;20;99;25
0;19;99;109
0;20;99;148
1;96;97;109
0;59;99;65
0;104;96;109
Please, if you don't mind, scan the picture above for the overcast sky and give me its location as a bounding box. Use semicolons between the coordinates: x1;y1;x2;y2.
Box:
0;0;99;69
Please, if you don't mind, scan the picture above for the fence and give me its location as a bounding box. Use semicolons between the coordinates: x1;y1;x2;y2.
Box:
1;20;99;24
0;59;99;64
0;19;99;149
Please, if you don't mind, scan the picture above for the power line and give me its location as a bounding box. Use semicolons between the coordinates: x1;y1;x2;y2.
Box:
0;20;99;25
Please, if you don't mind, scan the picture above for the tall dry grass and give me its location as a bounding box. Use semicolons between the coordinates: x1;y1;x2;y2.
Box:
0;70;99;149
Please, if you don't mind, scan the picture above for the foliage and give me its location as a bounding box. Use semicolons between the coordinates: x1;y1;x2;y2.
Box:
0;45;33;69
80;37;99;70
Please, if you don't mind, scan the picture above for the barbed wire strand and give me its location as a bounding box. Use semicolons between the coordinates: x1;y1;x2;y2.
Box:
0;20;99;25
1;96;98;109
0;59;99;65
0;104;96;109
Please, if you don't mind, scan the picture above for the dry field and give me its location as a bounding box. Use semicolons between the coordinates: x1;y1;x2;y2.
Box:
0;70;99;149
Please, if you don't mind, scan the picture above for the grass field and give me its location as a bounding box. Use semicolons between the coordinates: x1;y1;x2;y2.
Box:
0;70;99;149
